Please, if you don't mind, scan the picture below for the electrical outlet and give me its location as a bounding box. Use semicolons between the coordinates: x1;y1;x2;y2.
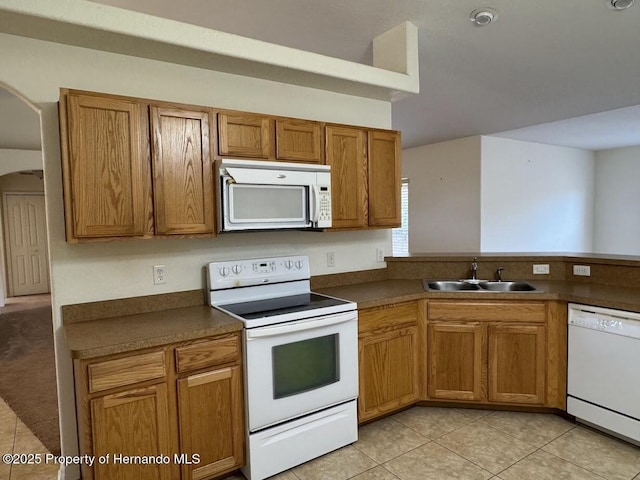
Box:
533;264;550;274
153;265;167;285
327;252;335;268
376;248;385;262
573;265;591;276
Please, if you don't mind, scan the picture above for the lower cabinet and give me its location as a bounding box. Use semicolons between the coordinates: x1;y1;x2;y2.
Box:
425;300;556;407
91;384;174;480
177;366;244;480
73;332;244;480
427;322;486;402
488;323;546;404
358;302;421;423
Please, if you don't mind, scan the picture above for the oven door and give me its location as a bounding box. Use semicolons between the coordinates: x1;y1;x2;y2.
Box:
244;311;358;432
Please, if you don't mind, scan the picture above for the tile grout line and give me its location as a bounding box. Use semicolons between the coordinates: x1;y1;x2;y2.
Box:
537;426;617;480
431;416;548;476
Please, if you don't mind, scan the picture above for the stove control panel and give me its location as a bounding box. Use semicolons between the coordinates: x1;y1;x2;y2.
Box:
207;255;310;290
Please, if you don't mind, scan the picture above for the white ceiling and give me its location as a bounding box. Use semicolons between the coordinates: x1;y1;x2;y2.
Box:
10;0;640;151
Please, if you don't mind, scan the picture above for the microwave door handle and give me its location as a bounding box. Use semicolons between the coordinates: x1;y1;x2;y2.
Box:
311;184;320;223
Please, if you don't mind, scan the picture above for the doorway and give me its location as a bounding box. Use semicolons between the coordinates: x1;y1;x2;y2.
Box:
0;85;59;480
3;192;50;297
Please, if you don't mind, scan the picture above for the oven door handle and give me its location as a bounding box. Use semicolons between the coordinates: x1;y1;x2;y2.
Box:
246;312;355;339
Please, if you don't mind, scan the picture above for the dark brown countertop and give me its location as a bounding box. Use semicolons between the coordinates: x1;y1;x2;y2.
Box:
66;275;640;360
65;305;242;359
318;279;640;313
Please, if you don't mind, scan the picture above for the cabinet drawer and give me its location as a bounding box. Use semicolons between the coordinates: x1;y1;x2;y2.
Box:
427;301;546;323
359;302;418;335
88;351;166;393
175;334;240;374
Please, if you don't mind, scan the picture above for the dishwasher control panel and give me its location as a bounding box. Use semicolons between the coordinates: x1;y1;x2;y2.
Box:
569;303;640;339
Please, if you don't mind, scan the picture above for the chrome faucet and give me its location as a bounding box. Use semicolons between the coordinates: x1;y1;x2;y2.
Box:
471;257;478;280
496;267;504;282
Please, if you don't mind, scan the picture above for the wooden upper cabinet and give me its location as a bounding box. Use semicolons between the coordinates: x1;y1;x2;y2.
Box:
218;112;274;158
325;126;368;228
368;130;401;227
150;106;215;235
61;92;152;240
275;119;323;163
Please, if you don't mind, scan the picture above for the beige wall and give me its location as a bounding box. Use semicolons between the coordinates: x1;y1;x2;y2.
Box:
0;32;392;479
594;145;640;255
403;136;482;252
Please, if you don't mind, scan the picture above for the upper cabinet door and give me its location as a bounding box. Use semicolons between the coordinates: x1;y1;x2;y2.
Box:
218;112;273;158
368;130;401;227
63;93;152;239
325;126;368;228
275;119;323;163
150;106;215;235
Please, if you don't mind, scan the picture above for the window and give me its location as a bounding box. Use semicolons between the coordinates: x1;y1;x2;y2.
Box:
392;178;409;256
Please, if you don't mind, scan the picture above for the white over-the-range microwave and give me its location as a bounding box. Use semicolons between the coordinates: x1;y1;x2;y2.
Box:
216;158;332;232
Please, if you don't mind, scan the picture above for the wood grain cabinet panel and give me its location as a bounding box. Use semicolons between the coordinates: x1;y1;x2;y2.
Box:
427;322;487;401
90;384;174;480
489;324;546;404
368;130;401;227
88;350;166;394
218;112;273;158
150;106;215;235
62;92;152;239
358;302;420;422
325;125;368;228
276;119;323;163
175;334;240;374
177;367;244;480
359;327;419;422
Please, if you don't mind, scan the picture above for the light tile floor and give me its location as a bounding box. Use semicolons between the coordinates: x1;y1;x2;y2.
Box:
0;397;59;480
2;401;639;480
225;406;640;480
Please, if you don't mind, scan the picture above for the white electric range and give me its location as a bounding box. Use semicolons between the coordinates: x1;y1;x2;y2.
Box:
207;255;358;480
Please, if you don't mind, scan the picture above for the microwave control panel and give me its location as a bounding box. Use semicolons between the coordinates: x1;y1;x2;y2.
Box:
317;185;332;227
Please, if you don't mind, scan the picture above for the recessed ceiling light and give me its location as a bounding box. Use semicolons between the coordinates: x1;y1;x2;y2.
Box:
470;8;499;26
609;0;634;9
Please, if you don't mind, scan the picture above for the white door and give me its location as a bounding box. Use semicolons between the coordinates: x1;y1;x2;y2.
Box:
4;193;50;296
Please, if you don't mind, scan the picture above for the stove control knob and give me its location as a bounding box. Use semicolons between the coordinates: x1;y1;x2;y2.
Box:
295;260;304;270
218;267;230;277
284;260;294;270
232;264;243;275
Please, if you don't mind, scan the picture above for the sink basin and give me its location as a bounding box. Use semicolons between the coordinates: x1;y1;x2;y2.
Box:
477;281;537;292
423;280;537;292
423;280;481;291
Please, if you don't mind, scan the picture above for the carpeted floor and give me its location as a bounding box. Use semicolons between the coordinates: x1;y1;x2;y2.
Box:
0;305;60;455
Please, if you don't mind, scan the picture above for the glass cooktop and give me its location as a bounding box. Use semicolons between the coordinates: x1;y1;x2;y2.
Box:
219;293;351;320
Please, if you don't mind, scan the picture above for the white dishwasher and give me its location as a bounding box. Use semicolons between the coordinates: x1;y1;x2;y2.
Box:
568;303;640;446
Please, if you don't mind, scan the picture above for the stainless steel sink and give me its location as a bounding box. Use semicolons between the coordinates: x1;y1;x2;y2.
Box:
423;280;482;291
423;279;537;292
477;281;536;292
